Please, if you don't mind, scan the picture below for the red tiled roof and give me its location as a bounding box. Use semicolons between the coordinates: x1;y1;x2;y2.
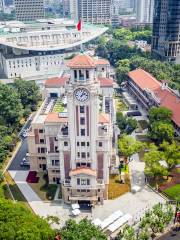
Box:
95;58;110;65
128;69;161;91
154;88;180;127
99;113;110;123
45;113;68;123
45;77;69;87
99;77;114;87
70;168;96;176
128;69;180;127
67;54;96;68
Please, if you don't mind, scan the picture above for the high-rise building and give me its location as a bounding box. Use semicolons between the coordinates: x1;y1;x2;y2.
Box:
62;0;70;18
0;0;5;12
77;0;111;24
152;0;180;63
14;0;45;21
136;0;154;24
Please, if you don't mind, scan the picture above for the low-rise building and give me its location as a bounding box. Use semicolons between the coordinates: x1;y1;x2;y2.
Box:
27;54;116;205
127;69;180;136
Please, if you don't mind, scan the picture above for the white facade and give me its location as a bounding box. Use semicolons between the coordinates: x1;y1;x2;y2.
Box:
0;20;108;80
27;55;115;205
136;0;154;24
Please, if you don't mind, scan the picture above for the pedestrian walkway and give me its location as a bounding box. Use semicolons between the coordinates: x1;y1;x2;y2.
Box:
9;170;71;228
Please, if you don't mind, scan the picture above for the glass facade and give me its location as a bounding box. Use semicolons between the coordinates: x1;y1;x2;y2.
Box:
152;0;180;63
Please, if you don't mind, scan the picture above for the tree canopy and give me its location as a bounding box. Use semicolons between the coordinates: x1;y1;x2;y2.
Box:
148;107;174;143
61;219;107;240
0;199;55;240
118;135;145;160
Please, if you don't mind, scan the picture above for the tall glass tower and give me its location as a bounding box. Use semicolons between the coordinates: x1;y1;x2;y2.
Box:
152;0;180;64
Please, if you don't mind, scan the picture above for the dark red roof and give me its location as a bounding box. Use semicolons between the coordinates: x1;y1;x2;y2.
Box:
67;54;95;68
45;77;69;87
128;69;180;127
99;77;114;87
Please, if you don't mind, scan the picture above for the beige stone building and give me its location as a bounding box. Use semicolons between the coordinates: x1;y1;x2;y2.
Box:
27;54;116;205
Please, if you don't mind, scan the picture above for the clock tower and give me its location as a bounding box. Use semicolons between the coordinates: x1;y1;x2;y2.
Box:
61;54;112;205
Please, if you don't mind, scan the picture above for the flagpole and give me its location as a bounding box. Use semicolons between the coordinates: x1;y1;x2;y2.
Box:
80;19;83;53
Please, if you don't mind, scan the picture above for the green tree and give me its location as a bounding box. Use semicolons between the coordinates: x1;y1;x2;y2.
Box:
149;122;174;143
118;135;145;162
0;199;55;240
160;141;180;170
13;79;41;111
117;225;136;240
148;107;172;124
144;144;168;179
116;59;130;84
61;219;107;240
0;83;23;126
113;28;133;42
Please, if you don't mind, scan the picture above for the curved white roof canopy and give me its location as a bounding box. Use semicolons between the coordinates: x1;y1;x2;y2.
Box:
0;26;108;51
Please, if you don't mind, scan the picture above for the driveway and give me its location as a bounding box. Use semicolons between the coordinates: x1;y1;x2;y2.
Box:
8;170;71;228
8;138;29;171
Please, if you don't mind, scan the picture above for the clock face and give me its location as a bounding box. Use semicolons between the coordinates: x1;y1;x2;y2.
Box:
74;88;89;102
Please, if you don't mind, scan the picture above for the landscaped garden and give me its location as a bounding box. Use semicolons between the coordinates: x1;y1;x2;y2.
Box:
53;98;64;113
164;184;180;201
108;171;130;200
29;173;57;201
115;96;128;112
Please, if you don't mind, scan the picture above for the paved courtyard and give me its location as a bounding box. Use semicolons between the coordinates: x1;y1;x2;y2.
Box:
9;170;166;229
92;186;165;222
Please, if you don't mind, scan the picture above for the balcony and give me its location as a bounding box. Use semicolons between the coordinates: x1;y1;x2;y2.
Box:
69;189;98;200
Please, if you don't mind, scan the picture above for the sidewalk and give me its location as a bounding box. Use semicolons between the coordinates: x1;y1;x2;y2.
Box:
9;170;71;228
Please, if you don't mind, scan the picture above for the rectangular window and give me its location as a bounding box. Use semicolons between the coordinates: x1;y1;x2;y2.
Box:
86;70;89;79
81;179;86;185
87;179;90;185
74;70;77;79
77;142;79;146
80;106;85;113
64;142;68;146
87;152;90;158
81;152;86;158
81;129;85;136
87;142;90;146
54;137;58;141
80;117;85;125
81;142;85;147
99;142;103;147
40;139;45;144
87;163;91;168
77;178;80;185
76;163;81;168
77;152;80;157
55;146;59;153
39;129;44;133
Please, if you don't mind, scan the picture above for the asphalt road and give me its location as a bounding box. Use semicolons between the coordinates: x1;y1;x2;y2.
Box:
8;138;29;171
8;119;32;171
158;230;180;240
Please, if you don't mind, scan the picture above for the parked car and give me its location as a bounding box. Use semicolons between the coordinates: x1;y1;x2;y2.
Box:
20;158;30;167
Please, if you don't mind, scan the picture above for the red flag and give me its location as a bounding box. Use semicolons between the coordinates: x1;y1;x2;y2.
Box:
77;19;81;31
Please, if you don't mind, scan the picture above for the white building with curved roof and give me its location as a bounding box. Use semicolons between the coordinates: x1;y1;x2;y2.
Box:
0;19;108;80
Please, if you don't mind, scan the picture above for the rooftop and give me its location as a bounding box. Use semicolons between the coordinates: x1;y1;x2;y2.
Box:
45;76;69;87
70;168;96;177
128;69;180;127
45;112;68;124
67;54;96;69
0;20;108;51
99;77;114;87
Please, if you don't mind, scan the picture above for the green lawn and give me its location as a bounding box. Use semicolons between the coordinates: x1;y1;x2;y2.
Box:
29;173;57;201
164;184;180;201
115;97;128;112
53;99;64;113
